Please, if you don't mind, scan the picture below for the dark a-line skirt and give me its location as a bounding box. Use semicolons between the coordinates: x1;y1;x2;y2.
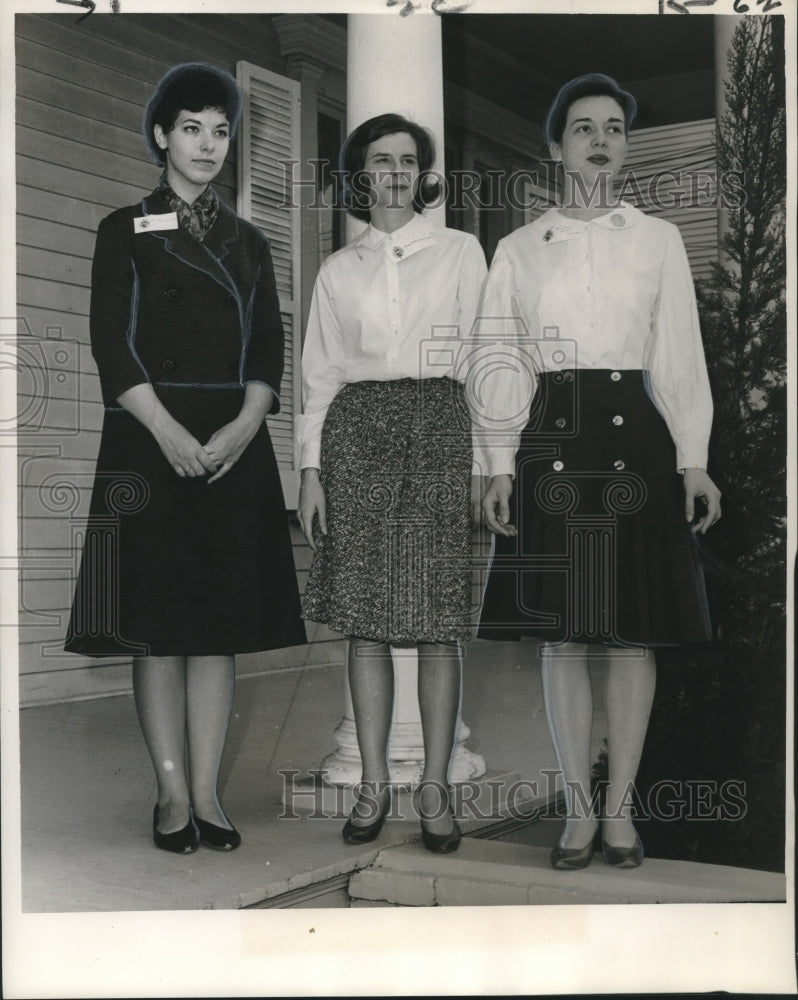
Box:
478;369;713;647
302;377;473;645
64;385;306;658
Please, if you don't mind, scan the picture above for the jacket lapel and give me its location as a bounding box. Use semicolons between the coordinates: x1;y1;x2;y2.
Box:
140;190;240;299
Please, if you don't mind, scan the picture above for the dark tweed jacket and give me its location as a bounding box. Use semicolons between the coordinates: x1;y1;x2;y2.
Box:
89;187;284;411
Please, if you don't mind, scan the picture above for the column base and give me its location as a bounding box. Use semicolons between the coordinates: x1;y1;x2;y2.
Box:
320;743;486;788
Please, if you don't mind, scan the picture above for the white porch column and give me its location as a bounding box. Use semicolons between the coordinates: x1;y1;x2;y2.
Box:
345;12;446;233
320;11;485;789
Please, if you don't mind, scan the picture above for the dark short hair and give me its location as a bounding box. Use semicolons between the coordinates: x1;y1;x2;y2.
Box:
338;113;441;222
544;73;637;146
143;62;242;166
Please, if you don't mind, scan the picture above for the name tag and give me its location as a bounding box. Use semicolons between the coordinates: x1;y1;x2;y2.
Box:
543;224;584;246
134;212;178;233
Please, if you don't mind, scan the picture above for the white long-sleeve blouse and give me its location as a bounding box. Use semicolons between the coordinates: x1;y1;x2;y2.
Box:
296;213;488;471
471;203;713;478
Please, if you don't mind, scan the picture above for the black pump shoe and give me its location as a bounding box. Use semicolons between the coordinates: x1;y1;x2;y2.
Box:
551;826;599;870
195;815;242;851
417;783;461;854
602;831;644;868
152;805;199;854
342;788;392;845
421;818;461;854
551;839;595;870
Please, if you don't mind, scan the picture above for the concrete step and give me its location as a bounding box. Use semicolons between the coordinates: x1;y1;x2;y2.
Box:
348;836;786;907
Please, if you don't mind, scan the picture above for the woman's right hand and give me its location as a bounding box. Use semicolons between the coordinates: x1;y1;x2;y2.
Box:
482;474;517;537
116;383;216;479
152;416;217;478
298;468;327;551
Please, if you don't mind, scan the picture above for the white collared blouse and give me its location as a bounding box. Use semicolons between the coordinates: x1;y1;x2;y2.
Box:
297;213;487;471
471;203;713;478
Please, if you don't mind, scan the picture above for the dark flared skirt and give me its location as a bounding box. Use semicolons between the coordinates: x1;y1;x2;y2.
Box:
302;377;472;644
65;385;306;657
478;369;712;646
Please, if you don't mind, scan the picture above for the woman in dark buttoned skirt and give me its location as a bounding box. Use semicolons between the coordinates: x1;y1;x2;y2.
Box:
65;64;305;854
479;75;722;870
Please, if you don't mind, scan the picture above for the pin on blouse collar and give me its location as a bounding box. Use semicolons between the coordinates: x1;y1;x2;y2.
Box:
544;229;553;243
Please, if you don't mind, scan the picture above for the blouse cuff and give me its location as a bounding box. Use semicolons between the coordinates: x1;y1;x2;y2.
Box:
299;438;322;472
486;447;518;480
675;445;708;473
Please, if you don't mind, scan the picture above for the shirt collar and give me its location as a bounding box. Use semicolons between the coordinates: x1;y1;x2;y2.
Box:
548;201;643;231
355;212;437;259
590;201;643;229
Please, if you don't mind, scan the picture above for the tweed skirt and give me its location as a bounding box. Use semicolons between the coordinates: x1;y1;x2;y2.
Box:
302;377;473;644
478;369;713;646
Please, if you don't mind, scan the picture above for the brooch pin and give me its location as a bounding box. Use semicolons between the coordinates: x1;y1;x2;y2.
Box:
544;230;553;243
610;213;625;227
393;246;404;258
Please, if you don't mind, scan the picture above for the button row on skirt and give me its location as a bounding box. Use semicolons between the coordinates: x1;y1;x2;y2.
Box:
548;371;626;470
551;458;626;471
550;370;624;382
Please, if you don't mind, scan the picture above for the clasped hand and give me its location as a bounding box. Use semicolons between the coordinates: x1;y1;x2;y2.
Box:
155;415;259;483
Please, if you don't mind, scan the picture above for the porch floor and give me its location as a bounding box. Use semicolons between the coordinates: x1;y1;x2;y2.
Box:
18;641;784;911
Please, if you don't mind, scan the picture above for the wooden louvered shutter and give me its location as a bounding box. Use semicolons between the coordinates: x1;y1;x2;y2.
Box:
621;120;718;283
236;61;301;506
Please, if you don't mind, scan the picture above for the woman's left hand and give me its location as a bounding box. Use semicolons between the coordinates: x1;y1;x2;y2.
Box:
683;468;722;533
204;415;260;484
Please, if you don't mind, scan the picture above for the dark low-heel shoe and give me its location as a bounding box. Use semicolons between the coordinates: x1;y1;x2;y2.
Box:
602;832;644;868
195;816;242;851
551;839;595;870
152;805;199;854
342;791;391;844
421;819;461;854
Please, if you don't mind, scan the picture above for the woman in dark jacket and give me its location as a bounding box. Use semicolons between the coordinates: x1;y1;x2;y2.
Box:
65;63;305;853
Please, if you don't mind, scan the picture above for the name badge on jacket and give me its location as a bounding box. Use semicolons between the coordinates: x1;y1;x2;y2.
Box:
134;212;179;234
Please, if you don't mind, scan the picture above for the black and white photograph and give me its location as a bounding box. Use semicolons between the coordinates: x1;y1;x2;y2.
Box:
1;0;795;995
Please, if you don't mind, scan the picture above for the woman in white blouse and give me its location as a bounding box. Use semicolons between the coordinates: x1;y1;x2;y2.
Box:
297;114;487;853
476;75;721;870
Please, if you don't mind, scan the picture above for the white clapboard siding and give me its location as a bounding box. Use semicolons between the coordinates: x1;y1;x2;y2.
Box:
236;62;302;507
622;119;718;283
